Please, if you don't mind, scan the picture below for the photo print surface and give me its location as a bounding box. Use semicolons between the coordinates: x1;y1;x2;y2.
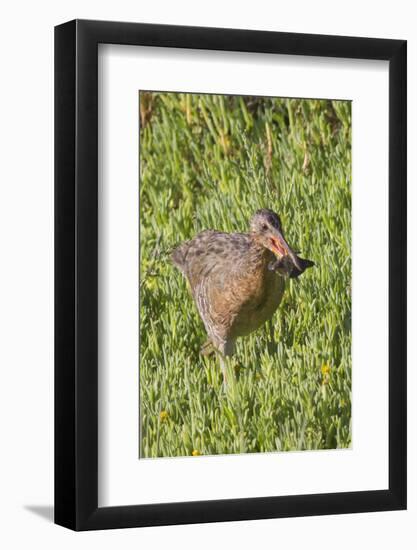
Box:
139;91;352;459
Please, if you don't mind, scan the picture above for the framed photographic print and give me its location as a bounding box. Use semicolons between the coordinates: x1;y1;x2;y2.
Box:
55;19;406;530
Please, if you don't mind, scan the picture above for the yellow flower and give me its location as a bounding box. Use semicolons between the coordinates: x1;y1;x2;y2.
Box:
191;449;201;456
321;363;331;377
159;410;169;422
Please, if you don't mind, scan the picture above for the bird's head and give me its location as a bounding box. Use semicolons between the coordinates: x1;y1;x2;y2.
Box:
250;209;303;271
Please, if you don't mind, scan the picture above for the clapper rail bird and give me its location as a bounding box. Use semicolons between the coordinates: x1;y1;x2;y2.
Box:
171;209;314;379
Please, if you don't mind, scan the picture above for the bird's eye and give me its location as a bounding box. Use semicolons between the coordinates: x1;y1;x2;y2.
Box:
262;224;268;231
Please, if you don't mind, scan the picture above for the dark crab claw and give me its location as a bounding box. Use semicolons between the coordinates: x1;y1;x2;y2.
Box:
289;256;315;278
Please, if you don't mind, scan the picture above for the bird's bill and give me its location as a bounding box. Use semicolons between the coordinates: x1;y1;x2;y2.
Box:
268;229;302;271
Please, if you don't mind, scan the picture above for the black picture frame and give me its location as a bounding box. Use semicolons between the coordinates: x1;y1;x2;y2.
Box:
55;19;407;531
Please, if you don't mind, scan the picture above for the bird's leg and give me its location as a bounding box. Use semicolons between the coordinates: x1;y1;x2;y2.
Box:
217;340;236;388
219;355;228;386
219;355;237;389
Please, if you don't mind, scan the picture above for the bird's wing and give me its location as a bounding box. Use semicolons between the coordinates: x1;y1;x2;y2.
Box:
172;231;251;339
170;230;219;276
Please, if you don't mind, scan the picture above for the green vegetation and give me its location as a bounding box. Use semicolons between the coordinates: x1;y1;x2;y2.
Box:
139;92;351;458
